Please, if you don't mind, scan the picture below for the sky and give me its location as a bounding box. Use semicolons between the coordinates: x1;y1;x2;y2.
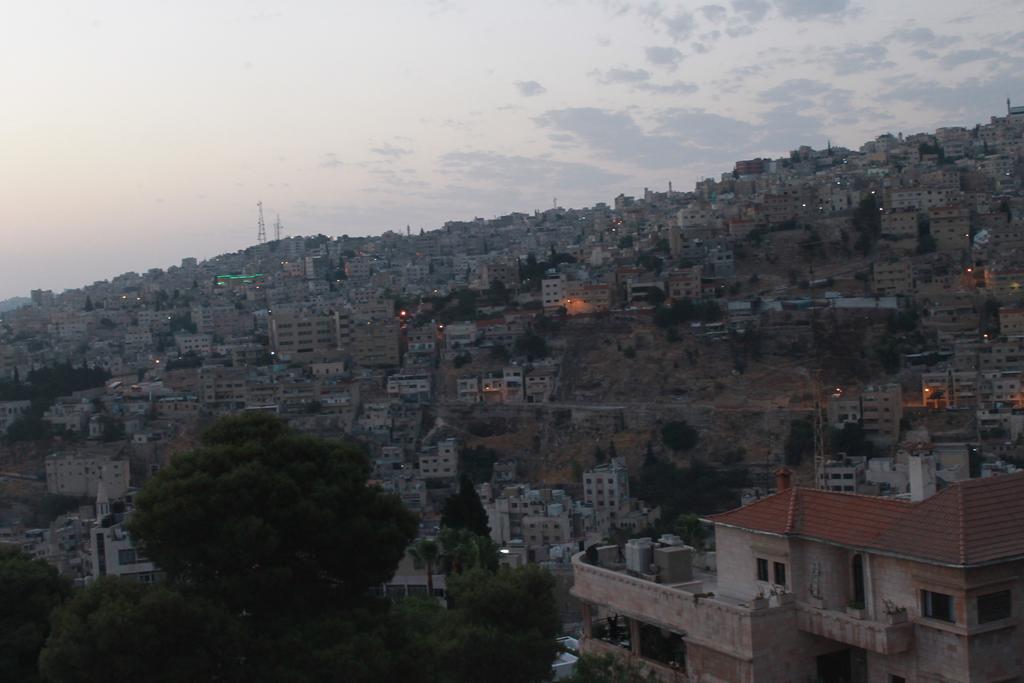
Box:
1;0;1023;299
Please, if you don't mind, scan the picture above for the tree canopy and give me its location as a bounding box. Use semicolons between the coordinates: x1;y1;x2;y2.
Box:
0;546;70;682
440;474;491;537
129;412;418;616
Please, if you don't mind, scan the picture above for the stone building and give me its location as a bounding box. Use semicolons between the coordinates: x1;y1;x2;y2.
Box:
572;471;1024;682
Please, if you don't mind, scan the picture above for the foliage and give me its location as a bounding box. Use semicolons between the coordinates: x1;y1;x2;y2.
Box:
568;653;659;683
852;195;882;255
438;528;499;575
0;362;110;403
652;299;721;328
0;546;71;682
441;475;490;537
129;413;418;616
675;513;707;551
660;420;699;452
38;579;243;683
784;418;815;466
514;332;548;359
461;445;499;484
444;565;560;683
452;352;472;369
830;423;874;459
634;457;747;521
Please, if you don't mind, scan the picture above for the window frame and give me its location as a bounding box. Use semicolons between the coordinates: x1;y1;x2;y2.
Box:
756;557;769;582
773;561;787;587
977;589;1012;624
921;589;955;623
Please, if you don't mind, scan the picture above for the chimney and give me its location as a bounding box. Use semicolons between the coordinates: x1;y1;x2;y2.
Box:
775;467;792;492
909;454;937;502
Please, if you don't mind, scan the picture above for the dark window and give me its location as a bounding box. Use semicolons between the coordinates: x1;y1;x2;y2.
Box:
891;676;907;683
773;561;787;586
756;557;769;582
921;590;955;622
978;590;1012;623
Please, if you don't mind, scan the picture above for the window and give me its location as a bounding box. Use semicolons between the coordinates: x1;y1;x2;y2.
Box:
977;590;1012;623
774;562;787;586
756;557;769;582
921;590;955;622
891;676;907;683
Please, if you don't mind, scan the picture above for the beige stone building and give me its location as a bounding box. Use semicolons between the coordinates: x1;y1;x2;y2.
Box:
929;205;971;252
871;260;914;297
573;472;1024;682
45;448;129;498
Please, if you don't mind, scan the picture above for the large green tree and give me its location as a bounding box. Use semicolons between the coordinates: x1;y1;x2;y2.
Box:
0;546;70;682
129;413;417;617
39;579;243;683
441;474;490;537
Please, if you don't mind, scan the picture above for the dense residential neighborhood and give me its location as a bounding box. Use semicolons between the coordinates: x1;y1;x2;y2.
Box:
3;102;1024;681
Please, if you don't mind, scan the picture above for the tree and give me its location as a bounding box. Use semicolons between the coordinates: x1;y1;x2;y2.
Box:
444;566;560;683
784;418;815;466
0;546;70;682
39;579;243;683
438;527;499;575
409;539;441;597
674;513;707;551
661;420;699;452
514;332;548;359
441;475;490;537
129;413;418;618
568;653;659;682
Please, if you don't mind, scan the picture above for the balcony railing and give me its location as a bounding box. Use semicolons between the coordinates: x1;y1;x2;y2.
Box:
796;604;914;655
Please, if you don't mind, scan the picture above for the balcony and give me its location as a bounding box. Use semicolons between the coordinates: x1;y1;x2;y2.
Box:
796;604;914;655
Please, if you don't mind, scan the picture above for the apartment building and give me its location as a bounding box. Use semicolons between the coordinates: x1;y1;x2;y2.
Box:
826;384;902;445
418;438;458;479
871;260;914;297
0;399;31;434
45;448;129;498
929;205;972;252
268;310;340;361
573;472;1024;682
583;458;630;516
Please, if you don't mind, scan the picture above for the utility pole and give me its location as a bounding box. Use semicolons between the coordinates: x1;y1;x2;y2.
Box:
257;202;267;245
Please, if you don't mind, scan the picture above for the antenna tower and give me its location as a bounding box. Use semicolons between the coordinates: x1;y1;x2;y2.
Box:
257;202;267;244
274;214;283;241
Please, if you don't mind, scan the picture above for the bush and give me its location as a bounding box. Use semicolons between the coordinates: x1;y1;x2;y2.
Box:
661;420;698;451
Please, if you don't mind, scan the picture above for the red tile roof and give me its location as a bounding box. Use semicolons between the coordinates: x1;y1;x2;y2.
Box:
708;473;1024;567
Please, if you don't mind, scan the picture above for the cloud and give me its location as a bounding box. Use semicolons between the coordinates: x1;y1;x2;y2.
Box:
320;153;343;169
940;48;1003;68
827;43;894;75
371;143;413;158
645;46;684;70
879;61;1024;124
700;4;728;22
663;10;698;41
634;80;699;95
887;26;959;48
731;0;770;22
438;150;627;191
591;66;652;84
774;0;854;21
535;107;694;168
759;78;833;103
514;80;547;97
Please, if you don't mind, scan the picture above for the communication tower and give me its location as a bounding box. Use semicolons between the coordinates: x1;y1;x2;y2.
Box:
257;202;267;244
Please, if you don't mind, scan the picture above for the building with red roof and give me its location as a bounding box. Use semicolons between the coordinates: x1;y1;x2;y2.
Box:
571;470;1024;682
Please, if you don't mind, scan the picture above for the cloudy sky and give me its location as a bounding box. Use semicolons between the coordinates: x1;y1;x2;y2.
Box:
2;0;1022;298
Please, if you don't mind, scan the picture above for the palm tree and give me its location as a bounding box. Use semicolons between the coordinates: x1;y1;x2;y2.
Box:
409;539;441;597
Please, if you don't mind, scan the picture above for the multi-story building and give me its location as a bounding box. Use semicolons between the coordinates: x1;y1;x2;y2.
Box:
573;471;1024;682
871;260;914;297
929;205;972;252
583;458;630;517
45;448;130;498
